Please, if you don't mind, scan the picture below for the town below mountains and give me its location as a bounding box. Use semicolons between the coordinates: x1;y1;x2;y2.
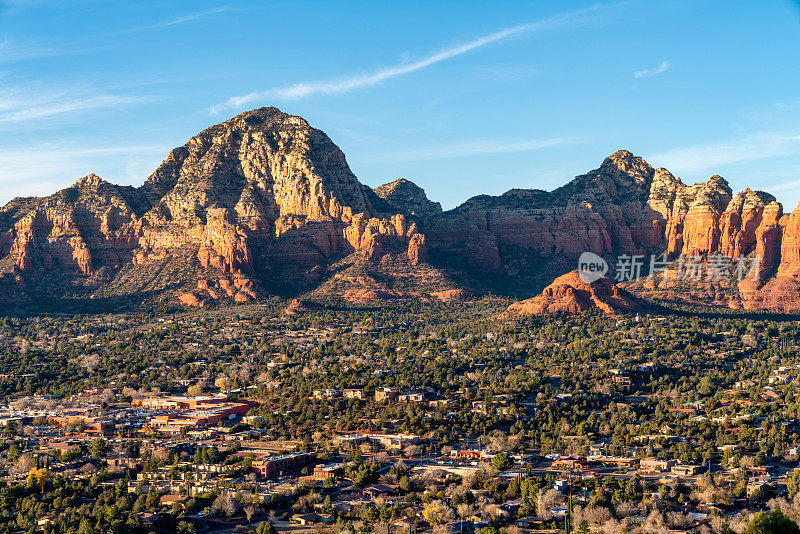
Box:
1;107;799;316
0;300;799;534
1;109;800;534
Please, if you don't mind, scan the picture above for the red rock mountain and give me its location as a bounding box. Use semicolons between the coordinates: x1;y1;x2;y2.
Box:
0;108;431;308
423;150;800;312
0;107;798;312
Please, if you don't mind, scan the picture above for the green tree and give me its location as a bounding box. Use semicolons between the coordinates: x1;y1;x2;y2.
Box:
256;521;277;534
789;471;800;498
743;509;800;534
89;438;107;459
77;518;96;534
491;452;512;471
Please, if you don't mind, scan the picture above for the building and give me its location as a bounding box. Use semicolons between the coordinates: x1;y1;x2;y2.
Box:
313;463;344;480
451;449;482;461
375;387;397;403
398;392;425;403
640;458;675;474
160;494;190;509
768;374;791;385
343;389;366;400
747;479;768;498
552;456;590;471
251;452;315;479
148;402;250;434
292;513;334;526
335;432;419;451
671;464;701;477
136;396;228;411
589;456;638;469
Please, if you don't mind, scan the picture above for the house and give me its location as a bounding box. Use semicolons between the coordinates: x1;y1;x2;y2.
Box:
398;392;425;403
292;513;334;525
160;494;190;508
335;432;419;451
471;401;487;414
451;449;482;461
611;373;632;388
343;389;366;400
375;387;397;403
243;415;263;425
640;458;675;473
768;374;791;385
130;512;158;526
362;484;397;497
747;479;768;498
671;464;701;477
516;517;549;530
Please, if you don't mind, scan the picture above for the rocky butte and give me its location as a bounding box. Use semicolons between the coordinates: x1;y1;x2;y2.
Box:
507;271;639;315
0;106;798;313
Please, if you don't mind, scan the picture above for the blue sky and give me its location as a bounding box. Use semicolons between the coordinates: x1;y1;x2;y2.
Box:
1;0;800;211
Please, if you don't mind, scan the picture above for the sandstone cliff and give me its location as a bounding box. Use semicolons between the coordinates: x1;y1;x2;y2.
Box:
0;107;431;308
1;108;799;313
423;150;800;312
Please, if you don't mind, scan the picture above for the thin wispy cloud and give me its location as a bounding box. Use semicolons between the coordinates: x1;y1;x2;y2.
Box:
770;178;800;193
0;93;147;123
145;6;233;30
0;37;57;64
650;132;800;174
211;4;613;113
634;60;669;78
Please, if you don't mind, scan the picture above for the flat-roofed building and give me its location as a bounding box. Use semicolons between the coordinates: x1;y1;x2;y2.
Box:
313;463;344;480
252;452;315;479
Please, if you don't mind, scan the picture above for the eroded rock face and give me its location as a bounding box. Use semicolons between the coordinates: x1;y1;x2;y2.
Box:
777;204;800;277
138;107;425;272
1;108;798;312
425;151;658;269
6;174;141;276
423;149;795;311
374;178;442;218
667;176;731;255
407;234;427;265
0;108;428;305
507;271;638;315
753;201;784;283
737;205;800;312
717;189;775;260
179;273;268;307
